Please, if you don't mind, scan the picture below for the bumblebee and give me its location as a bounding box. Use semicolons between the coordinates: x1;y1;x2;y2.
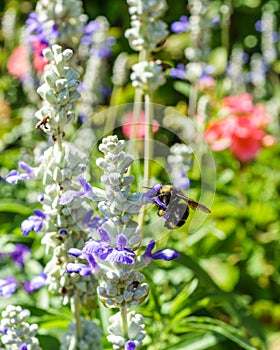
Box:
151;184;211;229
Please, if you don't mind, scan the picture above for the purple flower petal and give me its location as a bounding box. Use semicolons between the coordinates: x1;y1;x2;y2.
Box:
212;14;220;27
68;248;83;257
142;184;163;204
23;272;47;293
106;248;135;265
67;263;93;276
255;20;263;32
19;161;34;175
151;249;180;261
143;240;180;261
80;265;94;276
19;344;28;350
153;196;167;209
170;64;187;80
143;240;156;259
8;244;30;267
83;240;110;257
98;226;111;243
37;194;44;202
33;209;46;219
6;170;21;184
0;324;7;335
171;16;189;33
83;20;100;35
83;211;107;229
0;276;18;297
21;210;46;236
6;162;36;184
87;254;98;269
125;340;136;350
58;190;84;205
78;176;94;199
117;234;127;250
59;177;94;205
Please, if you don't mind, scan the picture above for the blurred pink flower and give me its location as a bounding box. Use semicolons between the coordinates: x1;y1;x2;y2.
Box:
251;103;271;128
197;75;216;91
7;42;48;80
7;45;30;79
204;116;234;151
223;93;254;114
122;111;159;138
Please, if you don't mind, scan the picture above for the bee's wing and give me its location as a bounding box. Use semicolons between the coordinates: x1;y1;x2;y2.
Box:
176;193;211;213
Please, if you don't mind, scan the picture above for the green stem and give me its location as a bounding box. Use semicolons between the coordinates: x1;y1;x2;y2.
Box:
138;92;153;228
104;85;122;136
143;92;153;186
128;49;149;157
56;127;63;152
221;0;231;53
121;306;128;339
69;293;83;350
188;83;198;118
127;89;143;157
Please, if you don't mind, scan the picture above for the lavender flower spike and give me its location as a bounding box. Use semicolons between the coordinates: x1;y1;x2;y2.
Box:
1;305;41;349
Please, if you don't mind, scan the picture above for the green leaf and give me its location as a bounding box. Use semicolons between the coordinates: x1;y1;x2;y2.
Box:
200;257;240;292
0;200;33;215
170;278;199;316
177;253;219;290
173;316;257;350
165;332;225;350
37;334;60;350
173;81;190;97
208;47;228;75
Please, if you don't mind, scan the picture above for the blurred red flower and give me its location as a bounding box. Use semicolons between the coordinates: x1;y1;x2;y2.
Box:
205;94;275;162
122;111;160;138
31;40;48;72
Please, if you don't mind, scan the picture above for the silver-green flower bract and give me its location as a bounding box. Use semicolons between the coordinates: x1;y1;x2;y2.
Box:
125;0;168;92
125;0;168;52
60;317;102;350
90;136;148;348
0;305;41;350
184;0;212;62
130;61;166;92
37;142;97;303
36;45;80;140
96;135;143;248
35;0;87;48
78;16;113;116
107;311;146;350
260;11;277;64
